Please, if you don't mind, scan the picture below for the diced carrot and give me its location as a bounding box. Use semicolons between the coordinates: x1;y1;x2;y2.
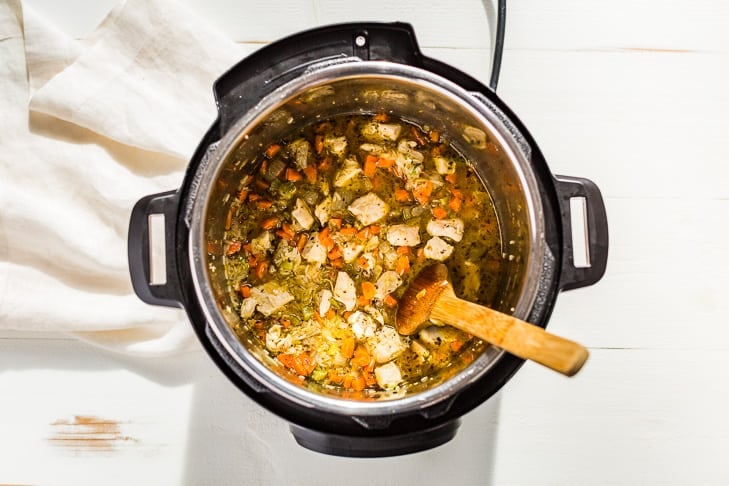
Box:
242;243;252;254
330;258;344;269
364;154;378;178
339;225;356;236
371;173;385;192
303;165;318;183
327;246;343;261
445;173;457;185
383;294;398;308
329;217;342;229
226;240;242;255
255;180;270;192
207;241;223;256
351;374;366;391
314;134;324;154
342;375;353;389
286;168;302;181
357;227;370;240
325;309;336;319
363;369;377;387
341;336;356;359
255;261;269;280
429;130;440;143
240;284;252;298
485;142;500;155
451;340;464;352
281;223;296;240
361;281;376;301
261;217;279;230
369;225;380;235
357;255;370;270
373;113;389;122
318;227;335;250
280;318;291;328
394;188;410;203
265;144;281;158
351;345;371;368
296;233;308;253
433;207;448;219
376;157;395;168
395;254;410;275
317;157;332;171
357;295;371;307
448;196;462;212
236;189;248;202
412;180;433;206
258;160;268;175
416;247;425;263
256;199;273;210
328;370;345;384
315;121;333;133
277;352;315;376
247;255;258;267
248;193;262;202
410;126;426;146
225;208;233;230
396;246;411;255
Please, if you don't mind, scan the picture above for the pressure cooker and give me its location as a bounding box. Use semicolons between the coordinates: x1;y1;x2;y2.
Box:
128;21;608;457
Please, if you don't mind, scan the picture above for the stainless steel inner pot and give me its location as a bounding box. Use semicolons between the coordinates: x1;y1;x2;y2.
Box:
188;60;545;415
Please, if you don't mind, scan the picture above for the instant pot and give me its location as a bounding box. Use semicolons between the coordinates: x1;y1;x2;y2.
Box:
128;19;608;457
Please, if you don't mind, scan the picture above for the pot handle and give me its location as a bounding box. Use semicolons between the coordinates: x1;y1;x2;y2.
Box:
554;175;609;291
128;190;184;307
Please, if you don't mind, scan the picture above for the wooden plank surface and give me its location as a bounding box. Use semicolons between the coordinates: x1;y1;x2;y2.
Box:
4;0;729;484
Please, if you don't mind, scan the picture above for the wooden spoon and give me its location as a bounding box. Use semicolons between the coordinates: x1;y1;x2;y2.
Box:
396;264;589;377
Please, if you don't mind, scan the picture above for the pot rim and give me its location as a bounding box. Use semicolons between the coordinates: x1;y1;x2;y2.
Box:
188;60;544;416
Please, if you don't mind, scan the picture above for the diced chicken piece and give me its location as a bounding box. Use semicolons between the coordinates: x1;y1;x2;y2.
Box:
371;325;406;363
334;157;362;187
374;270;402;299
364;235;379;252
301;237;327;264
423;236;454;261
433;156;456;175
324;135;348;157
386;224;421;247
314;196;332;225
418;325;457;346
359;143;386;154
265;324;292;353
250;231;272;255
361;121;402;142
348;192;389;226
239;297;257;319
347;310;378;339
273;240;301;275
319;289;332;316
426;218;464;242
287;138;311;169
339;239;364;263
463;125;487;148
374;362;402;389
411;340;430;359
249;282;294;316
396;139;424;181
333;271;357;311
291;198;314;231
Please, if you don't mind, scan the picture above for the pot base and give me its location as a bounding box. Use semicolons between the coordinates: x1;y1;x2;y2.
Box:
289;419;461;457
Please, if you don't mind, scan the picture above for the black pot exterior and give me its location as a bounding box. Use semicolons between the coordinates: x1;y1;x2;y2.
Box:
128;22;608;457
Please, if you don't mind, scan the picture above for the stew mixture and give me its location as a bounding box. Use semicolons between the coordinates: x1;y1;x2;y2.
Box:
221;114;502;394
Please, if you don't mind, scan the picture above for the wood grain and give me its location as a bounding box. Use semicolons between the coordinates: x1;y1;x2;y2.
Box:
48;415;136;452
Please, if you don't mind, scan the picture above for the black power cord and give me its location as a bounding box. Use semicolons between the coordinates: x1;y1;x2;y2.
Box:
489;0;506;91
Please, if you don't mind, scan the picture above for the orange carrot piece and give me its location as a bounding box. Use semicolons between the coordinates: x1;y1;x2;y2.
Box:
394;188;410;202
383;294;398;308
351;374;366;391
329;217;342;229
351;345;371;368
225;208;233;230
429;130;440;143
339;226;358;237
376;157;395;168
357;295;371;308
261;217;279;230
314;134;324;154
368;225;380;235
395;254;410;275
363;369;377;387
373;113;389;122
328;370;345;384
286;168;303;181
280;318;291;328
255;261;269;279
318;227;335;250
226;240;242;255
327;246;343;261
363;154;378;178
448;196;462;212
433;207;448;219
277;352;315;376
357;255;370;270
240;284;252;298
325;309;336;319
296;233;308;253
341;336;356;359
445;173;457;185
265;144;281;158
396;246;411;255
412;180;433;206
236;189;249;202
317;157;332;171
361;281;376;301
330;258;344;269
302;165;318;183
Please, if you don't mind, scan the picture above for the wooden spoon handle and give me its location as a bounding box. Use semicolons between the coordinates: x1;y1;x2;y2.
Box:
430;287;589;377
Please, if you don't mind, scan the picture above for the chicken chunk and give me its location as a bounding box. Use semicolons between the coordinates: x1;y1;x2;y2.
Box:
371;325;406;363
249;282;294;316
318;289;332;316
287;138;311;169
301;237;327;264
374;270;402;299
426;218;464;242
250;231;272;255
348;192;389;226
433;156;456;175
347;310;378;339
314;196;332;225
291;198;315;231
334;157;362;187
423;236;454;261
386;224;421;247
324;135;348;157
396;139;424;182
338;238;364;263
361;121;402;142
333;271;357;311
374;362;402;389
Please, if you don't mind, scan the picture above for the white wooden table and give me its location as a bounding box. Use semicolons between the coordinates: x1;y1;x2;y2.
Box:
3;1;729;484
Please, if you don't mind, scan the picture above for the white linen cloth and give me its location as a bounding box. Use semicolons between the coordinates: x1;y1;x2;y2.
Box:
0;0;245;355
